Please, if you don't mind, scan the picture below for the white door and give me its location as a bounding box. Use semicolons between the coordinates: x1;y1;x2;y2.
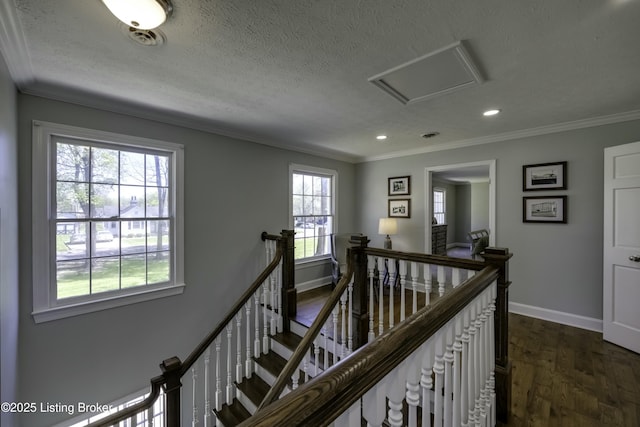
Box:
604;141;640;353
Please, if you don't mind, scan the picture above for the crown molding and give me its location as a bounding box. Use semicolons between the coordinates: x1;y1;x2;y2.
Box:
360;109;640;163
0;0;34;86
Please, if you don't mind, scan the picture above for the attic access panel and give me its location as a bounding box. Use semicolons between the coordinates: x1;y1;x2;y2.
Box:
369;41;483;105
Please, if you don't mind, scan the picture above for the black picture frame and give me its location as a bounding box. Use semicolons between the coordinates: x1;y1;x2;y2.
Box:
388;199;411;218
388;176;411;196
522;161;567;191
523;196;567;223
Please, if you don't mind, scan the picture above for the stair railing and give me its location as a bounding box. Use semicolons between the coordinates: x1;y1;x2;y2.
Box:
240;246;512;426
88;230;295;427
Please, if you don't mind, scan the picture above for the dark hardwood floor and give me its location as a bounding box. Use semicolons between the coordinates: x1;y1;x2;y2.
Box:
295;287;640;426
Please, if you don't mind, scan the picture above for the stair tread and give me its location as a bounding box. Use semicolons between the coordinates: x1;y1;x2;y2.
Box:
214;398;251;426
272;330;303;350
236;375;271;406
253;350;309;387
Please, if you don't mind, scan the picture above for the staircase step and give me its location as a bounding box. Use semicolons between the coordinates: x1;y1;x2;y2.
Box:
236;375;270;410
253;350;308;389
214;398;251;427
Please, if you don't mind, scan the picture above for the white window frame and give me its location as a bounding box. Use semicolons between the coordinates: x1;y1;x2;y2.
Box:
433;187;446;225
289;164;338;263
32;121;185;323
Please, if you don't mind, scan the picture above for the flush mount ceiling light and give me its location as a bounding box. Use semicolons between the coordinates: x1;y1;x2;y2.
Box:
102;0;173;30
376;135;388;141
483;109;501;117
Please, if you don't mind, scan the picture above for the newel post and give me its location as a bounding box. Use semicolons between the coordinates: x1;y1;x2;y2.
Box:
161;356;183;427
350;234;371;349
281;229;296;332
482;247;513;424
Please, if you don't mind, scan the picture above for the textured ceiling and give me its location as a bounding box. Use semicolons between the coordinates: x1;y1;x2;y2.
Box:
2;0;640;162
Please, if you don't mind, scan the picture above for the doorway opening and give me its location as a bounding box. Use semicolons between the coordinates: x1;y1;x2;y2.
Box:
424;160;496;255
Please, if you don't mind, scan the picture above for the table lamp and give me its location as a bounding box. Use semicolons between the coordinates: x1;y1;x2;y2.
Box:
378;218;397;249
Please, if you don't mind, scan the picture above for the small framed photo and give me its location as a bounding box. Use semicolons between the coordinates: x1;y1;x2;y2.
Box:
388;176;411;196
522;161;567;191
389;199;411;218
523;196;567;223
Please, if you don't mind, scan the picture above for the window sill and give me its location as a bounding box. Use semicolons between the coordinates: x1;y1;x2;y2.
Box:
295;256;331;269
32;283;185;324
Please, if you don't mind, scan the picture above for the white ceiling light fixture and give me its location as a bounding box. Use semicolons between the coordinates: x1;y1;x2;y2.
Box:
483;109;501;117
376;135;388;141
102;0;173;30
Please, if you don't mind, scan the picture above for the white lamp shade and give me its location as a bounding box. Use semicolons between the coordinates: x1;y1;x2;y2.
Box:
102;0;171;30
378;218;398;235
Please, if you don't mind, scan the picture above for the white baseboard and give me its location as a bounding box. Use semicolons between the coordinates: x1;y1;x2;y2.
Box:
296;276;331;293
509;302;603;333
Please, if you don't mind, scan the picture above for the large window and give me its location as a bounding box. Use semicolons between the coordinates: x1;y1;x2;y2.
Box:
433;188;446;225
32;122;184;322
290;165;336;261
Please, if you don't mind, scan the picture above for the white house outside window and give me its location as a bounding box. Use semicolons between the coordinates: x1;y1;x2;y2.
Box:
433;188;446;225
32;122;185;322
290;165;337;261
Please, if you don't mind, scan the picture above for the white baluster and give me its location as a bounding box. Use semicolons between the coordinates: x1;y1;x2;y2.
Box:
313;336;320;377
387;364;406;427
453;314;463;427
399;260;407;322
467;302;478;426
433;332;445;427
368;255;376;342
322;324;329;370
388;259;396;328
488;284;497;426
437;265;446;296
452;267;462;288
245;301;253;378
340;289;347;358
443;322;454;427
291;365;300;390
303;347;309;384
410;262;419;315
348;280;354;353
236;312;243;384
362;382;386;427
191;365;198;427
421;340;434;427
424;263;432;306
226;323;234;405
254;291;261;358
270;266;277;336
276;257;283;333
204;348;211;427
332;304;339;361
262;283;269;353
214;337;222;411
334;400;362;427
479;292;490;426
406;352;421;427
377;257;384;335
461;307;471;427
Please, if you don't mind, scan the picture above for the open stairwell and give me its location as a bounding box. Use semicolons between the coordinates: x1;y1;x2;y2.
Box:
88;231;512;427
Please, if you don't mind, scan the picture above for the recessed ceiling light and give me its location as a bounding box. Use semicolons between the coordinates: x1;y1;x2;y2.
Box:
376;135;388;140
483;109;501;117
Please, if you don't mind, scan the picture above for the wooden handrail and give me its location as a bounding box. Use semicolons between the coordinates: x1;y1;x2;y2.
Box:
256;247;355;410
364;246;486;271
89;231;286;427
240;265;500;427
89;376;164;427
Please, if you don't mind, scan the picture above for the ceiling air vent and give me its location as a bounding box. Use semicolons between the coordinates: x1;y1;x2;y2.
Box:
368;41;483;105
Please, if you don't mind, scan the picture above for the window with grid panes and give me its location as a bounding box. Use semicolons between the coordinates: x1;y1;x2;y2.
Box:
32;122;184;322
290;165;336;261
433;188;446;225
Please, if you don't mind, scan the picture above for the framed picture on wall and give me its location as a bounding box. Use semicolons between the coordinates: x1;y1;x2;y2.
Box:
522;161;567;191
388;176;411;196
389;199;411;218
523;196;567;223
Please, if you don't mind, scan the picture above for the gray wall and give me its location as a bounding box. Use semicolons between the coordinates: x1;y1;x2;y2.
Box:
355;120;640;321
470;182;490;232
0;53;19;427
16;94;355;426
